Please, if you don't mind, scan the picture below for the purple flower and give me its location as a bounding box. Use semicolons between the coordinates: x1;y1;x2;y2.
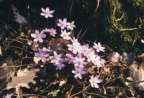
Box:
54;62;65;70
43;28;49;32
48;28;57;37
31;30;46;43
60;30;71;40
35;48;49;62
73;54;87;68
93;42;105;52
67;37;82;54
40;7;55;18
44;28;57;37
81;44;93;57
57;18;68;29
49;51;65;70
70;37;80;45
49;51;64;65
89;75;102;88
67;44;80;54
72;67;87;79
86;50;97;62
92;56;105;67
3;93;13;98
67;21;76;30
42;47;52;52
65;53;74;64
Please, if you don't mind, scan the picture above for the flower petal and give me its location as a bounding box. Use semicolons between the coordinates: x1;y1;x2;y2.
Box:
31;33;36;38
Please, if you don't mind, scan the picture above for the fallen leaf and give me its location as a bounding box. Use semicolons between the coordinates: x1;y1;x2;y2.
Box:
129;62;144;91
6;68;39;90
120;52;135;65
107;52;120;64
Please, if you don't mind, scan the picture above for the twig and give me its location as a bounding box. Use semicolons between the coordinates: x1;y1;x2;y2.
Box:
103;45;113;51
5;36;23;51
0;45;2;55
113;24;138;32
69;0;74;16
79;27;89;41
66;84;74;98
0;62;42;68
127;80;144;86
110;3;139;32
104;77;120;86
10;46;33;54
116;12;124;22
70;85;90;98
93;0;100;15
85;92;108;98
77;27;84;39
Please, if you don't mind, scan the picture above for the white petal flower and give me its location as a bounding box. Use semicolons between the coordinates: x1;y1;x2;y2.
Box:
60;30;71;40
93;42;105;52
40;7;55;18
67;21;76;30
31;30;46;43
89;75;102;88
57;18;68;29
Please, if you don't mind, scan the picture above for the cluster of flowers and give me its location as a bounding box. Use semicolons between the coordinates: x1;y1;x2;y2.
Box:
30;7;105;88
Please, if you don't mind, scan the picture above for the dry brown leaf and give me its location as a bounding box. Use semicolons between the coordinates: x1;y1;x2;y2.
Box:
129;62;144;91
6;68;39;90
0;57;15;90
136;62;144;90
107;52;120;64
48;38;70;52
120;52;135;65
129;62;140;84
0;63;14;80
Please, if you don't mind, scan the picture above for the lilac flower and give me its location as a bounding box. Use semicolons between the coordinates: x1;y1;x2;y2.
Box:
3;93;13;98
40;7;55;18
42;47;52;52
35;48;49;62
31;30;46;43
65;53;74;64
93;42;105;52
86;49;105;67
86;50;97;62
81;44;93;57
72;67;87;79
43;28;49;32
67;43;81;54
54;62;65;70
57;18;68;29
67;21;76;30
49;51;65;70
49;28;57;37
49;51;64;65
43;28;57;37
92;56;105;67
44;28;57;37
70;37;80;45
89;75;102;88
67;37;82;54
73;54;87;68
60;30;71;40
